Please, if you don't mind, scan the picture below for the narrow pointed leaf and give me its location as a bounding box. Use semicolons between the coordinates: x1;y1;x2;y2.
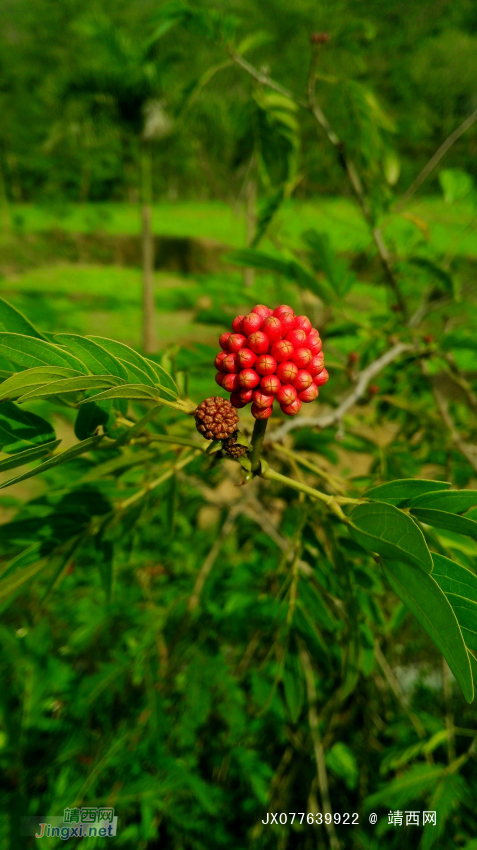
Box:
349;501;433;573
410;508;477;541
382;559;473;703
0;440;61;473
0;297;47;340
54;334;129;380
0;333;87;372
365;479;450;506
16;375;124;402
432;552;477;652
0;435;104;489
87;337;160;388
78;384;161;404
0;402;56;453
408;490;477;513
0;367;83;401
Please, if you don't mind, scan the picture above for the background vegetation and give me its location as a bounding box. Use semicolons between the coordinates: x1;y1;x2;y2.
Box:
0;1;477;849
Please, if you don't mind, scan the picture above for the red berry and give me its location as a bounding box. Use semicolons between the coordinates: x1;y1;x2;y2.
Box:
242;312;263;335
291;347;312;368
260;374;281;395
294;315;312;334
369;383;379;396
247;332;270;355
252;304;273;319
215;372;225;387
230;391;247;408
227;333;247;353
273;304;294;318
348;351;359;365
309;353;325;376
306;333;322;355
251;403;273;420
286;328;307;348
313;368;329;386
298;383;319;402
222;353;240;373
275;360;298;384
423;334;434;344
238;369;260;389
276;384;297;406
252;390;274;409
261;316;283;343
271;339;294;363
255;354;277;376
279;312;295;334
237;347;257;369
215;351;228;371
239;388;253;402
222;373;240;392
219;332;232;350
293;370;313;392
232;315;245;333
281;398;302;416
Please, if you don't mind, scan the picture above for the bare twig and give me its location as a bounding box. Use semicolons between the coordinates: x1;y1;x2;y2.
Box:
395;109;477;212
374;642;430;751
267;342;414;441
299;643;341;850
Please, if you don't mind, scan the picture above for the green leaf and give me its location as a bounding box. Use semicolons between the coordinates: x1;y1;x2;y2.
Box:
0;333;87;372
364;479;450;506
0;435;104;489
236;30;272;55
382;559;473;703
0;440;61;473
364;764;444;810
408;490;477;513
78;384;161;404
16;375;125;402
408;257;454;294
0;402;56;454
420;774;466;850
74;403;111;441
54;335;129;380
349;502;433;573
439;168;474;204
410;508;477;541
432;552;477;652
0;297;47;340
0;367;83;401
239;455;252;471
0;557;52;604
87;337;173;392
227;248;334;303
302;229;355;297
325;743;358;790
206;439;223;455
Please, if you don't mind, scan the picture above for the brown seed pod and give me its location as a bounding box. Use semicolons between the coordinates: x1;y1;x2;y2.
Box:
194;397;239;441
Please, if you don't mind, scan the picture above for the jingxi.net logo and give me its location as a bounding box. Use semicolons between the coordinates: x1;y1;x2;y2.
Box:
20;807;118;840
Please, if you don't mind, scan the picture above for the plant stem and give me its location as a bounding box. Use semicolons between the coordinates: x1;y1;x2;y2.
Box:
260;465;360;518
249;418;268;473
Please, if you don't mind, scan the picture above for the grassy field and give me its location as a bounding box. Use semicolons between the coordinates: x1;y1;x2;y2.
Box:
7;196;477;256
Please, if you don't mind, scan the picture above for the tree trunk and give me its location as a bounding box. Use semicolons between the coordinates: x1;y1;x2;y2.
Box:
243;178;256;288
140;144;156;354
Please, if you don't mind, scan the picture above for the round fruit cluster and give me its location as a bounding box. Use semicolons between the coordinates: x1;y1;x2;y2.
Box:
214;304;329;419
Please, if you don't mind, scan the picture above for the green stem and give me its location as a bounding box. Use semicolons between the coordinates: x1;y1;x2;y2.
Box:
260;465;360;519
249;417;268;474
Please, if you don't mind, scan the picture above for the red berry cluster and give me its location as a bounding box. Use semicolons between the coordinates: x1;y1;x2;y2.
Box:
214;304;329;419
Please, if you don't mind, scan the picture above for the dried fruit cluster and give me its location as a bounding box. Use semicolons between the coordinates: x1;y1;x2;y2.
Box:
214;304;329;419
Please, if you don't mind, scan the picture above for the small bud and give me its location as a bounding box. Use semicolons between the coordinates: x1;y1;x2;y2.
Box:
252;304;273;319
261;316;283;343
281;398;302;416
273;304;295;318
291;347;312;369
309;353;325;376
271;339;294;363
222;372;240;392
255;354;277;376
232;315;245;333
260;374;281;395
276;360;298;383
227;333;247;353
214;351;228;371
230;391;247;409
293;370;313;392
219;332;232;350
286;328;307;348
369;383;379;396
252;390;275;409
313;368;329;386
276;384;297;406
238;369;261;389
348;351;359;365
298;383;319;402
237;347;257;369
247;331;270;355
222;353;240;373
423;334;434;344
279;312;296;334
294;315;312;334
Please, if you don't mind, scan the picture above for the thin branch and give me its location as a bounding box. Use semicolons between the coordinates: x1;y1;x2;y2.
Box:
299;643;341;850
421;360;477;475
187;504;242;612
267;342;414;441
395;109;477;212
